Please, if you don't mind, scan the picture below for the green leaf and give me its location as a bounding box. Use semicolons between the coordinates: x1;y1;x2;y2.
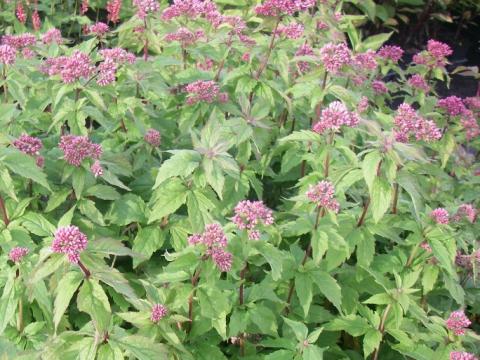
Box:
361;32;393;51
295;273;313;316
77;279;111;332
79;199;105;225
108;194;147;226
324;315;369;336
311;270;342;313
72;167;86;199
303;345;325;360
311;231;328;265
148;178;188;223
0;168;17;201
85;185;121;200
53;271;83;332
370;177;392;223
0;273;17;334
112;335;168;360
396;170;424;220
421;264;439;294
153;150;201;189
249;305;278;336
45;189;71;212
282;317;308;342
132;227;165;268
363;328;382;357
362;151;382;192
21;212;56;236
0;148;50;190
255;242;283;281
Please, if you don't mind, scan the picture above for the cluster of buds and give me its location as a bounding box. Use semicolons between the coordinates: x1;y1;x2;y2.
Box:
445;310;471;336
59;135;103;177
306;180;340;213
413;39;452;68
232;200;274;240
13;134;44;167
393;103;441;143
312;101;360;134
188;223;233;272
52;226;88;264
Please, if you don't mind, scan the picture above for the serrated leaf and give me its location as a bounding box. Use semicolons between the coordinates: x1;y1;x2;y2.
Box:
53;271;83;332
153;150;200;189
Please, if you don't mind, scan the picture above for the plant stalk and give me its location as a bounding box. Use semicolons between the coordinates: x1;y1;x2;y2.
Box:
373;303;392;360
187;267;202;333
0;196;10;226
78;260;91;278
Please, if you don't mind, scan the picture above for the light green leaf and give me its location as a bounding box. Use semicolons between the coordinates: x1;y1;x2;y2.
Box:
77;279;111;332
311;270;342;313
153;150;200;189
149;178;188;223
371;177;392;223
53;271;83;332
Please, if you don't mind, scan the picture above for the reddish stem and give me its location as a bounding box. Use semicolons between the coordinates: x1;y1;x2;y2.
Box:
254;18;280;80
77;260;91;278
0;196;10;226
187;267;202;333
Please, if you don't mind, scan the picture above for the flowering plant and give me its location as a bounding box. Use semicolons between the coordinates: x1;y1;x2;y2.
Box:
0;0;478;359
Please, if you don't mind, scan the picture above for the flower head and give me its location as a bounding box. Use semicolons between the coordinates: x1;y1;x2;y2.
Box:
150;304;168;323
295;43;314;73
430;208;449;224
453;204;477;223
188;223;232;272
408;74;429;92
0;45;16;65
460;110;480;140
372;80;388;94
107;0;122;23
357;97;369;113
185;80;220;105
32;11;42;31
319;42;351;74
255;0;315;17
232;200;274;240
353;50;377;71
80;0;89;14
16;2;27;24
9;247;29;263
393;103;441;142
306;180;340;213
464;97;480;111
165;28;204;47
59;135;102;167
275;23;304;39
144;129;161;147
446;310;471;336
42;28;63;44
43;51;94;84
437;96;466;116
377;45;403;63
312;101;360;134
89;22;109;36
99;48;136;64
133;0;159;19
427;39;453;59
90;160;103;178
13;134;42;156
97;58;117;86
450;352;478;360
52;226;88;264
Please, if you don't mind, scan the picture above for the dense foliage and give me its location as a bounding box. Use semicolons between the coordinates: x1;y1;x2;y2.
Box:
0;0;479;359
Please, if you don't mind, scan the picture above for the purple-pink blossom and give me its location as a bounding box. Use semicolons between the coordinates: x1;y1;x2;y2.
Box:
99;48;136;64
1;34;36;49
144;129;161;147
185;80;220;105
232;200;274;240
255;0;316;17
372;80;388;94
453;204;477;223
408;74;430;92
133;0;159;19
275;23;304;39
430;208;449;224
13;134;42;156
461;110;480;140
106;0;122;23
188;223;232;272
306;180;340;213
32;11;42;31
357;97;369;113
89;22;109;36
427;39;453;59
446;310;471;336
312;101;360;134
52;226;88;264
90;160;103;178
41;28;62;44
377;45;404;63
464;97;480;111
43;51;94;83
353;50;377;71
437;96;467;116
80;0;89;14
0;45;16;65
150;304;168;323
16;2;26;24
319;42;351;74
97;58;117;86
295;43;314;73
393;103;441;142
59;135;102;167
9;247;29;263
450;352;478;360
165;28;204;47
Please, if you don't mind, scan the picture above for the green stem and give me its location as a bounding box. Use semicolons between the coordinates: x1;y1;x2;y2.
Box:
0;195;10;226
187;266;202;334
372;304;392;360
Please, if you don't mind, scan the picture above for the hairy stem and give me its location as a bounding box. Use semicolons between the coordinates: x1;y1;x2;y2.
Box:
373;304;392;360
187;267;202;333
391;182;399;214
78;260;91;278
0;196;10;226
254;18;280;80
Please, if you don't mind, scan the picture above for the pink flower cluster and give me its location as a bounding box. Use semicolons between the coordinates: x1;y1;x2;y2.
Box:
107;0;122;23
80;0;89;14
144;129;161;147
255;0;316;17
99;48;136;64
2;33;36;50
150;304;168;323
0;45;16;65
413;39;452;68
464;97;480;111
188;223;233;272
452;204;477;223
357;97;369;113
96;48;134;86
43;51;95;83
450;352;478;360
90;160;103;178
408;74;429;92
13;134;42;156
52;226;88;264
32;11;42;31
437;96;467;116
59;135;102;167
162;0;222;27
295;43;314;73
16;3;26;24
9;247;29;263
372;80;388;94
455;250;480;270
232;200;274;240
275;23;304;39
312;101;360;134
319;42;351;74
89;22;109;36
42;28;62;44
446;310;471;336
185;80;224;105
133;0;159;19
165;28;205;47
393;103;442;143
306;180;340;213
430;208;449;224
377;45;404;63
353;50;377;71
